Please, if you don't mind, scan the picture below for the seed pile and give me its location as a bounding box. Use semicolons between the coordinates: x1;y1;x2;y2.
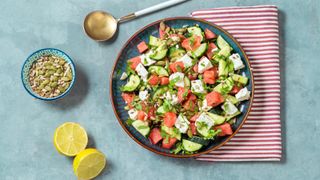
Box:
29;55;73;98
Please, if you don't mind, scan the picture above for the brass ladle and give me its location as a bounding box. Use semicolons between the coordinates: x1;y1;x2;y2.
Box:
83;0;189;41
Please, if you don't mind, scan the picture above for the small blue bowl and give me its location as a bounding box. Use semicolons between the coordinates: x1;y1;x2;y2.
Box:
21;48;76;101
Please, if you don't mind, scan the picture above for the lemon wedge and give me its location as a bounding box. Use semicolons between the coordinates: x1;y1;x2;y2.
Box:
73;148;107;179
53;122;88;156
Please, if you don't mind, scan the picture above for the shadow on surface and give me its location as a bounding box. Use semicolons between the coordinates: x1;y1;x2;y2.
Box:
98;28;119;46
44;64;89;109
278;9;287;164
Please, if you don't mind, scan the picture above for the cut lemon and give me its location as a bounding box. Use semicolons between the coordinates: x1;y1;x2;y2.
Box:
53;122;88;156
73;148;107;179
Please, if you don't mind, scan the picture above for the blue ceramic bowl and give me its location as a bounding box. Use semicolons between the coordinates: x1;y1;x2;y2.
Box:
110;17;254;158
21;48;76;101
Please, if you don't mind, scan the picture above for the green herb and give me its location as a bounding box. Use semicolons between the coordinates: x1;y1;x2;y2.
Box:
134;103;142;110
204;129;222;140
126;119;134;125
137;125;149;130
169;76;181;87
170;142;183;154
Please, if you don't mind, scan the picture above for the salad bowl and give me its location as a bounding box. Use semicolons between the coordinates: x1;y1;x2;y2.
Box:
110;17;254;158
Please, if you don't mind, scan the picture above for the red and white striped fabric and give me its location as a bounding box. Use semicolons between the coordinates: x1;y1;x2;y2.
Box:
191;5;282;161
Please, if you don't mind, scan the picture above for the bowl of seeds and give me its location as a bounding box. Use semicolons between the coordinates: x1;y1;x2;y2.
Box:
21;48;76;101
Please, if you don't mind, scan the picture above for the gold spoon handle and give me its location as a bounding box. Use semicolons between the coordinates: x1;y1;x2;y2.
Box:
118;13;136;23
118;0;189;23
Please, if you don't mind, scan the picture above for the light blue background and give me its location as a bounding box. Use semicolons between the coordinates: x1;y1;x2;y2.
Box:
0;0;319;179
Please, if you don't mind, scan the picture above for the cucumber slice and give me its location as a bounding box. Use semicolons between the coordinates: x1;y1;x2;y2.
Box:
207;112;226;125
218;60;228;77
231;74;248;85
121;75;140;92
214;77;234;94
196;125;210;137
226;111;241;121
218;46;232;58
150;48;168;60
169;47;186;59
132;120;150;137
182;139;203;152
152;86;168;100
187;26;204;41
161;126;181;140
149;35;162;47
148;66;169;77
217;35;230;49
226;95;239;104
189;136;210;146
192;43;207;58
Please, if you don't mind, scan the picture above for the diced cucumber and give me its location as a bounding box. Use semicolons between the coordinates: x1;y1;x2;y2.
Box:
189;136;210;146
218;60;228;77
187;26;204;41
192;43;207;58
152;86;168;100
169;47;186;59
214;77;234;94
148;66;169;77
226;95;239;104
217;35;230;49
149;35;162;47
161;126;181;140
150;48;168;60
231;74;248;85
207;112;226;125
132;120;150;137
226;111;241;121
121;74;140;92
182;139;203;152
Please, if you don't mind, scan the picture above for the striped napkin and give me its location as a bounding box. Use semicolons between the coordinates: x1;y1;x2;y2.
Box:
191;5;282;161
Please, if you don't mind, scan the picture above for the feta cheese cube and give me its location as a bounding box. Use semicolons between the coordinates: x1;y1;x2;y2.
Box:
175;114;190;133
141;51;156;66
128;109;138;120
195;112;214;129
222;101;239;115
120;72;128;80
235;87;251;101
139;90;149;101
198;56;213;73
164;92;179;105
229;53;245;70
135;63;148;82
191;80;206;94
177;54;193;68
169;72;185;87
201;99;212;111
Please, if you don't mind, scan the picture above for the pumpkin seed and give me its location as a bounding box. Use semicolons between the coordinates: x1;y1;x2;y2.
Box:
28;55;73;98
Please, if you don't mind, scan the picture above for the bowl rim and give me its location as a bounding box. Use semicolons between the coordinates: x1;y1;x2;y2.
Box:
110;17;255;158
21;48;76;101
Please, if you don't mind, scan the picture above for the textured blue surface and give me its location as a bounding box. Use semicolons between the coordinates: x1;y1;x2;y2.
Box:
21;48;76;101
0;0;320;179
111;17;253;157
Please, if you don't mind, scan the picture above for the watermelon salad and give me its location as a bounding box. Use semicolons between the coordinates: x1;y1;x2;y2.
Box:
119;21;251;154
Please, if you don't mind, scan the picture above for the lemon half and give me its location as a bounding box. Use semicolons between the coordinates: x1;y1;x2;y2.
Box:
73;148;107;179
53;122;88;156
